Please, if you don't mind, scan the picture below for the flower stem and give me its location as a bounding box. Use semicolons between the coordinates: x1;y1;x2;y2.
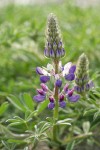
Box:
53;59;59;142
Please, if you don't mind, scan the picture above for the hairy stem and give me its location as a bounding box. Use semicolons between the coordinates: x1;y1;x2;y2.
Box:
53;59;59;142
53;59;59;120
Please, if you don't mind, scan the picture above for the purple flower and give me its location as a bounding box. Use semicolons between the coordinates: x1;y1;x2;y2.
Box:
63;84;69;93
33;94;46;102
69;65;76;73
56;50;61;58
37;89;45;95
36;67;43;75
74;86;82;93
59;101;66;108
49;96;54;103
49;49;55;58
55;79;62;87
40;83;48;92
40;76;50;83
48;102;55;109
59;94;64;101
65;73;75;81
67;89;74;97
68;94;80;102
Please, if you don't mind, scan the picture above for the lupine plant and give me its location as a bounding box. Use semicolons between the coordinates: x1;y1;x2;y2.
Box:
32;13;93;148
1;13;99;150
34;13;80;110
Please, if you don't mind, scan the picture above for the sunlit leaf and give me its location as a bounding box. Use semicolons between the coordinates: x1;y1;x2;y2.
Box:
7;95;26;112
0;102;9;116
23;93;35;111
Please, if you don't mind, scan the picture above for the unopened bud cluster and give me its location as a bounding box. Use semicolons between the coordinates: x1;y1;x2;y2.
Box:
75;53;94;94
44;13;65;59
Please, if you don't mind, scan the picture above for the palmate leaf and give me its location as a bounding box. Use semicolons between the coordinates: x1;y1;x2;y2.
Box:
36;99;49;115
26;122;50;143
7;94;35;113
66;141;75;150
23;93;35;111
93;111;100;121
0;102;9;116
7;95;26;112
84;108;97;116
6;116;24;126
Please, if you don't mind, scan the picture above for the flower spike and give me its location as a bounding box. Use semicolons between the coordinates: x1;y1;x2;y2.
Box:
75;53;94;95
45;13;65;59
33;13;80;110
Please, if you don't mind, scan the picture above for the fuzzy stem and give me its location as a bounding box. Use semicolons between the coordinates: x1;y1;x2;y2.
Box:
53;59;59;120
53;59;59;142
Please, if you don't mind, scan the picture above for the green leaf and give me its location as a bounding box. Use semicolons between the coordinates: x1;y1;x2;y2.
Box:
73;126;82;135
39;122;51;133
66;141;75;150
57;122;71;126
0;102;9;116
37;100;49;115
8;122;23;127
84;109;97;116
25;110;37;121
82;121;90;134
2;140;10;150
93;111;100;121
57;118;72;124
23;93;35;111
46;117;54;124
7;95;26;112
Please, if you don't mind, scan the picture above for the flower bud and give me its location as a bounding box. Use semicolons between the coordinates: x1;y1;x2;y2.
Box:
75;53;93;95
48;102;55;109
59;101;66;108
55;79;62;87
40;76;50;83
37;89;45;95
33;95;46;102
75;53;89;86
36;67;43;75
59;94;64;101
63;84;69;93
65;73;75;81
49;96;55;103
40;83;48;92
67;89;74;97
68;94;80;102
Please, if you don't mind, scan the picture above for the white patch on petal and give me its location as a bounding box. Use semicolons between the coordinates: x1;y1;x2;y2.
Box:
58;61;62;71
42;69;50;76
63;62;72;76
47;63;54;71
55;74;60;80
